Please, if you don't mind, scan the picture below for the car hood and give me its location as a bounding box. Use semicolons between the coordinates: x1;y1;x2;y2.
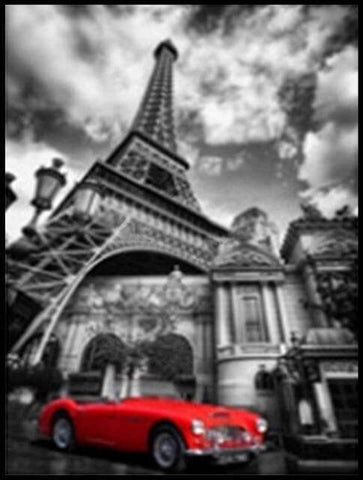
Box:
120;397;259;428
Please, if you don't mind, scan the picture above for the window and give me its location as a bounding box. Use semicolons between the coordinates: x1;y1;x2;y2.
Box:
328;379;358;438
255;367;274;391
242;295;268;343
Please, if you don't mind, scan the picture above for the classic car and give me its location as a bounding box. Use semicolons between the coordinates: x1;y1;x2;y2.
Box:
38;396;267;472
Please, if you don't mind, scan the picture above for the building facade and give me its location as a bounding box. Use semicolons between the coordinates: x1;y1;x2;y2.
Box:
6;41;357;455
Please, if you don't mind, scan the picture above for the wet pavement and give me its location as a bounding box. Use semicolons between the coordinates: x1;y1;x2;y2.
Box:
6;401;287;475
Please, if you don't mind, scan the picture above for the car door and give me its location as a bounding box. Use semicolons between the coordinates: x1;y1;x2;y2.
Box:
111;402;151;452
76;402;117;447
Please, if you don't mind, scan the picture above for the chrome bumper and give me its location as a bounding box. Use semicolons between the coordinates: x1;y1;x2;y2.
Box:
185;443;266;458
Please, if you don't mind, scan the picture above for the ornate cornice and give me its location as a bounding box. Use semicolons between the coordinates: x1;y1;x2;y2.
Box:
280;216;358;262
95;218;218;273
213;237;282;271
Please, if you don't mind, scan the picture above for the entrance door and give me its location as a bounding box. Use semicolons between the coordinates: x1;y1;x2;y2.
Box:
328;379;358;438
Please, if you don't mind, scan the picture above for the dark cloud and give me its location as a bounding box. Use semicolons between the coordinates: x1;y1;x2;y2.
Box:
326;104;357;130
176;108;205;143
6;107;32;139
60;5;136;18
276;72;318;174
103;5;136;16
59;5;95;18
305;5;358;64
186;5;259;34
5;74;49;139
278;72;317;137
72;27;101;62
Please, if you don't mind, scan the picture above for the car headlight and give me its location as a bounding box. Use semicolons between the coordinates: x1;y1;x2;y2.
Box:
191;419;206;435
256;418;268;433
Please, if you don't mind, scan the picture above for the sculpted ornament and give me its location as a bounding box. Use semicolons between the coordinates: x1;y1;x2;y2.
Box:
320;360;358;374
313;232;358;257
71;266;205;344
214;238;279;268
75;282;106;311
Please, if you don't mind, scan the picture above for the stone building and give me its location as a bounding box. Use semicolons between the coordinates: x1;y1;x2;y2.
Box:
6;41;357;461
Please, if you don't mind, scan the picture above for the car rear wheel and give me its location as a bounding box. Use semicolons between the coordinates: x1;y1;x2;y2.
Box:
52;413;75;451
151;425;187;472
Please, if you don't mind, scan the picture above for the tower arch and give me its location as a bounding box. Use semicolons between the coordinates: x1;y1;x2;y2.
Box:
87;247;206;276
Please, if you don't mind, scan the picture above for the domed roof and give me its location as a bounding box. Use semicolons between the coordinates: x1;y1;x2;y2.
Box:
227;207;279;257
231;207;267;231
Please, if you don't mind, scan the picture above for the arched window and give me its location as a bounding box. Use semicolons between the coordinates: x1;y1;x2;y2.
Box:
146;333;194;381
81;334;126;373
255;365;274;392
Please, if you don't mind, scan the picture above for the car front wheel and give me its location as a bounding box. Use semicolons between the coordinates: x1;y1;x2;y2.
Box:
52;413;75;451
151;425;187;472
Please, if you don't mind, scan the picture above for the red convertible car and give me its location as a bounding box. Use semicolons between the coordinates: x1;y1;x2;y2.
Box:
38;396;267;472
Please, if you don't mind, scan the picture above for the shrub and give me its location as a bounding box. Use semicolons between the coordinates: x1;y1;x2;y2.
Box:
7;364;63;402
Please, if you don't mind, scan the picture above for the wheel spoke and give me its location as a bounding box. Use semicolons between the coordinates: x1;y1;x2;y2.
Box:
53;418;72;449
153;432;178;468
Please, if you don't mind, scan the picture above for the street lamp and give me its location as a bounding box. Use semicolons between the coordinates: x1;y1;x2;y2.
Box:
23;158;66;236
5;172;17;210
73;179;104;222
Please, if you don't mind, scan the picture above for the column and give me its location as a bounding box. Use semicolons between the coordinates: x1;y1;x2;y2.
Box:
261;282;275;343
303;265;328;328
118;374;129;399
275;284;290;344
215;283;231;347
68;321;84;371
194;375;205;402
128;368;142;397
59;321;78;368
230;285;243;344
313;382;338;434
101;363;117;400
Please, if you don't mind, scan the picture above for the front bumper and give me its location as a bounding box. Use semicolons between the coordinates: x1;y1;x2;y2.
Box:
185;443;266;460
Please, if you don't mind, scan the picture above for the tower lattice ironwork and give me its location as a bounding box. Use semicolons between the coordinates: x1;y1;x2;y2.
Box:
6;40;228;363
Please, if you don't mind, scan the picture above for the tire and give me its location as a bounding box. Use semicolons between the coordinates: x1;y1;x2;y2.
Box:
150;425;187;473
52;413;75;452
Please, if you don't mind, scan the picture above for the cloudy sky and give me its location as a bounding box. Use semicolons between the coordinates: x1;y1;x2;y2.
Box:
5;5;358;244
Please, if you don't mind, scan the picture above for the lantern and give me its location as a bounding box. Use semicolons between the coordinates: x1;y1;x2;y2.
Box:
73;179;104;221
23;158;66;235
5;172;17;210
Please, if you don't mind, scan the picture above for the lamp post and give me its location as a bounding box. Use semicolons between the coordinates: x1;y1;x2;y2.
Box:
5;172;17;210
23;158;66;236
73;179;104;221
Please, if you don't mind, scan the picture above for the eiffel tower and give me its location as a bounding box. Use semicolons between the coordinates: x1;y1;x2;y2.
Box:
6;40;228;365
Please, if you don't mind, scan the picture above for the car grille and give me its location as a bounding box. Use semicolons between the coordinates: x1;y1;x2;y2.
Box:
206;425;250;442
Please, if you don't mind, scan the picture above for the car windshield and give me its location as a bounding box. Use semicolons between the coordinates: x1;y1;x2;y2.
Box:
68;373;194;403
119;378;185;401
